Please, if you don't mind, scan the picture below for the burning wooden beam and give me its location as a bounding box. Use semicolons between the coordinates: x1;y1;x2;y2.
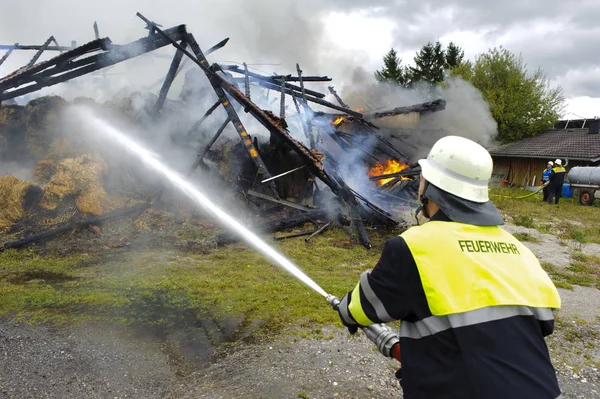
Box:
369;169;421;181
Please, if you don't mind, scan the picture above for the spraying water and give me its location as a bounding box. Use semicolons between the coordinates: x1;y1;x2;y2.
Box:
74;106;328;298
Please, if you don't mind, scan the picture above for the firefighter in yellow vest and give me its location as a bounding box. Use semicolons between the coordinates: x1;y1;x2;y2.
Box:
336;136;561;399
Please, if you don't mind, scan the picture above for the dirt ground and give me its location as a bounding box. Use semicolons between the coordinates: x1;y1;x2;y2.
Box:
2;222;600;398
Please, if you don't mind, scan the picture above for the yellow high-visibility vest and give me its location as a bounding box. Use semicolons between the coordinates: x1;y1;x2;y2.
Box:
401;221;561;316
552;166;566;173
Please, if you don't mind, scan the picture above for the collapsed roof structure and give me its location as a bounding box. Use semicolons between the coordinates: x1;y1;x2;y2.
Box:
0;13;447;249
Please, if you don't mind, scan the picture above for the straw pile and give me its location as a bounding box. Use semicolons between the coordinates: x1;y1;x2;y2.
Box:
39;153;124;215
0;175;42;233
24;96;67;160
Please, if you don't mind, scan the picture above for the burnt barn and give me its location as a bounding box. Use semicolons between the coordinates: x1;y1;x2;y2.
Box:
0;14;450;251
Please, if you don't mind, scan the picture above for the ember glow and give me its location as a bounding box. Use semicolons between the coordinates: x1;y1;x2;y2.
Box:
368;159;409;186
332;116;345;126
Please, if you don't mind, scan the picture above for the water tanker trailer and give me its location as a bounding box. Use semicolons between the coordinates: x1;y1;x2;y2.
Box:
567;166;600;205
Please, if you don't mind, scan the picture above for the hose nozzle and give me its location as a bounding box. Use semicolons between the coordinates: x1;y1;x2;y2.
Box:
326;294;340;310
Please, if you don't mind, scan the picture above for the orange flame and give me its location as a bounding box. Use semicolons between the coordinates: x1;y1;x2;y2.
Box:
367;160;410;186
332;116;345;126
355;107;364;113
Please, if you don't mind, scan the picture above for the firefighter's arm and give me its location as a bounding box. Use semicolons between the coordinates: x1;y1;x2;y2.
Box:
338;237;418;329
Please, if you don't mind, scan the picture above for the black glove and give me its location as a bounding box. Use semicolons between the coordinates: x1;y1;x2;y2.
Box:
336;295;359;334
338;310;358;334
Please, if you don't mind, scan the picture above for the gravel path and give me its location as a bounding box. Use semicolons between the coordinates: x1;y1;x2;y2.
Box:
1;320;598;399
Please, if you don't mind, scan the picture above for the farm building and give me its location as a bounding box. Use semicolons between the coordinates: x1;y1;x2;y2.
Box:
489;119;600;186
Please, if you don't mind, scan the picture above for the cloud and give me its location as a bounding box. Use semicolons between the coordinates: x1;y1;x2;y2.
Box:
0;0;598;115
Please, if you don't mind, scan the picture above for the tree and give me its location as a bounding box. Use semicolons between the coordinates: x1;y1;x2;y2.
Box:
452;47;564;143
408;41;446;85
375;48;408;85
445;42;464;69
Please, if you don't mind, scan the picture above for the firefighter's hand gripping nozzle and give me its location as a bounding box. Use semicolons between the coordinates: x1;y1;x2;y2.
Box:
327;295;401;362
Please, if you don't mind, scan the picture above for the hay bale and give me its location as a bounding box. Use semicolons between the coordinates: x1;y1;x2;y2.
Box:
0;104;28;162
33;158;58;183
24;96;67;160
0;175;42;233
76;186;125;215
39;153;108;214
103;92;157;125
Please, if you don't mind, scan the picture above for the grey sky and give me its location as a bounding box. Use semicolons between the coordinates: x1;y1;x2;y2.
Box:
1;0;599;116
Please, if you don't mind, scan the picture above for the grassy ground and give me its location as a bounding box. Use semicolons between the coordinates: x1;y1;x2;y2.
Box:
490;186;600;244
0;227;388;337
1;186;599;339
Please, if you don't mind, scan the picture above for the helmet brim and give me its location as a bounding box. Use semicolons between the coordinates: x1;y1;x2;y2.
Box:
419;158;489;203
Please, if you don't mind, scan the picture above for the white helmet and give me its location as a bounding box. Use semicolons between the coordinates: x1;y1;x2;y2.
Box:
547;161;554;166
418;136;492;203
555;159;562;166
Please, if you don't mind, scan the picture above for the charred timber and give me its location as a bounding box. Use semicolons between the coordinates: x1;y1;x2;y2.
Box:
225;66;326;99
0;26;188;101
275;229;318;240
0;37;113;88
26;36;58;68
135;13;364;238
252;80;363;117
0;203;150;251
372;99;446;118
217;209;327;245
328;86;349;109
154;43;186;114
369;170;421;181
221;64;330;83
185;100;221;141
179;30;280;198
352;207;371;249
0;47;14;67
190;116;232;173
0;44;76;51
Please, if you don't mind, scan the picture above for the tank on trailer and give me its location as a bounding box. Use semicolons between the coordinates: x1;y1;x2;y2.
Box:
567;166;600;205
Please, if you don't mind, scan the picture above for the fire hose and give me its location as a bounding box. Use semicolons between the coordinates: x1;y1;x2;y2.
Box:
489;182;549;199
326;294;402;362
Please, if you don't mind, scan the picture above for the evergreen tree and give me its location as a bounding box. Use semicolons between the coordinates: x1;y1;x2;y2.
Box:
408;41;446;85
375;48;408;85
445;42;464;68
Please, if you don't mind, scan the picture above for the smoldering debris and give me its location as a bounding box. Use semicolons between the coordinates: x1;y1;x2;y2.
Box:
0;14;497;250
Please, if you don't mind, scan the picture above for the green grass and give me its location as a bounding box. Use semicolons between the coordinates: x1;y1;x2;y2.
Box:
513;232;539;243
513;215;536;229
0;228;385;335
541;254;600;289
490;186;600;244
